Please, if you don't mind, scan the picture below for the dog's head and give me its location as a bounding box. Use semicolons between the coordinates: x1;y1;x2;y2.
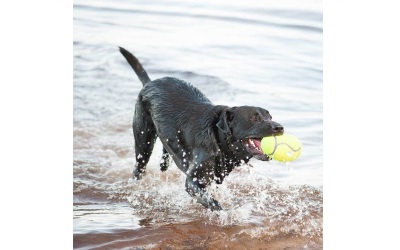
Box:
216;106;284;161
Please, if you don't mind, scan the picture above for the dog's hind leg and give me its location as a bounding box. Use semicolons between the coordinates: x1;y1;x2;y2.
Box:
132;98;157;180
160;147;170;171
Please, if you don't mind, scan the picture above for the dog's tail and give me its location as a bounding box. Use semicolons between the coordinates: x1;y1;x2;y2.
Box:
119;47;151;85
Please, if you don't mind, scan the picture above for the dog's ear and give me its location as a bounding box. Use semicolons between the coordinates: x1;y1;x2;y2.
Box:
216;109;233;136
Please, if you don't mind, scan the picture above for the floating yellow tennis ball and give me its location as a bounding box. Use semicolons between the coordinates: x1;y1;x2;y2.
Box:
261;133;302;162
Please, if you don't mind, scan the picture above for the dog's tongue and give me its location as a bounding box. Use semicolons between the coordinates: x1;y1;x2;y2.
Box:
253;139;261;150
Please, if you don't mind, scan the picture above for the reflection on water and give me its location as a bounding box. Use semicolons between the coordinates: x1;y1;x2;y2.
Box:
74;0;322;248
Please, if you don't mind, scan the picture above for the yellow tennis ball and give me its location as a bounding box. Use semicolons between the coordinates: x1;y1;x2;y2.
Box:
260;133;302;162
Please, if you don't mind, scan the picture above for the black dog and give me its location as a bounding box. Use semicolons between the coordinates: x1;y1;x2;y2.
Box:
119;47;284;211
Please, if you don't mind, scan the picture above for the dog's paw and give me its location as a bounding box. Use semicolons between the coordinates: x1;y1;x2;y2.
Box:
133;168;145;180
209;199;223;211
160;151;170;171
160;158;170;172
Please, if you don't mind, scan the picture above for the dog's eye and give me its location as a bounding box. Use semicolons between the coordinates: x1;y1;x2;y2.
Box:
251;113;261;122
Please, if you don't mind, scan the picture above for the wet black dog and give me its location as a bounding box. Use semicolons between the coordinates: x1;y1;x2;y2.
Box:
119;47;284;210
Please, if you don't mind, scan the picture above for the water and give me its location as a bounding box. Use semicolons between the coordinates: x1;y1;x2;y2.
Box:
73;0;322;248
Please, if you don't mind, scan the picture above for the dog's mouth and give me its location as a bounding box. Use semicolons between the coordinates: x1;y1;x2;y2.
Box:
245;138;263;154
244;138;270;161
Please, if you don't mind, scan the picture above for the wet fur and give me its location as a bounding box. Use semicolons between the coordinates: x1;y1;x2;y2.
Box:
119;47;284;210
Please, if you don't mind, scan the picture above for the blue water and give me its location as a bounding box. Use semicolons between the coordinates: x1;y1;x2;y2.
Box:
74;0;322;248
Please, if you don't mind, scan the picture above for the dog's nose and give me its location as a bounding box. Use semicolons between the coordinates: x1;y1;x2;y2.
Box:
272;123;284;133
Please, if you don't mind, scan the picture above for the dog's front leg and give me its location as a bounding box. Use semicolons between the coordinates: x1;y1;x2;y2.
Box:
185;159;222;211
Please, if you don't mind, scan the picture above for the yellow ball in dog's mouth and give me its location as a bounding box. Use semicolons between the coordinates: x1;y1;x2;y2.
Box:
261;133;302;162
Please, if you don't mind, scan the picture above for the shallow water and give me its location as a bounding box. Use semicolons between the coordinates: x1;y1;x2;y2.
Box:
73;0;322;248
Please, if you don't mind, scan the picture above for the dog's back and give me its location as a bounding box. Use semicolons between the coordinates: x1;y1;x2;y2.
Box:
140;76;213;115
140;77;224;158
